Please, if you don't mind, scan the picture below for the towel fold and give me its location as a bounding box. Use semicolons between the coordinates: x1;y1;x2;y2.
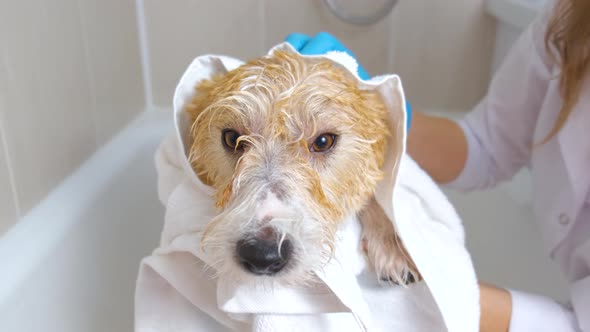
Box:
135;43;480;332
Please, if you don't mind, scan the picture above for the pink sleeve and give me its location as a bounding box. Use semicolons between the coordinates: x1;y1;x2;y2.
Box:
509;290;581;332
445;3;554;191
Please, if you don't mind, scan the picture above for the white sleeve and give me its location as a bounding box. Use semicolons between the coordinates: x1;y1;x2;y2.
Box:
445;3;554;191
509;290;582;332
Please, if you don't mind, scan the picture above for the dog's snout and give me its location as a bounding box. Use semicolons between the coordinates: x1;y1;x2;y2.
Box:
236;237;292;275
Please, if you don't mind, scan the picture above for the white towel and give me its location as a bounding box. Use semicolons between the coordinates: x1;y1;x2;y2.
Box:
135;43;480;332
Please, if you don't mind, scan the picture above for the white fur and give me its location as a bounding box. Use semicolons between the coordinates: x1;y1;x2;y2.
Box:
201;179;331;286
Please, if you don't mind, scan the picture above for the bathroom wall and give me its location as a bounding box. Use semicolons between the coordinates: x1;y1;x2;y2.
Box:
0;0;145;233
0;0;495;235
143;0;496;112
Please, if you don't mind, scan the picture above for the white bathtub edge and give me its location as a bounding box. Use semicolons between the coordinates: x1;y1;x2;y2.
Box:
0;109;171;305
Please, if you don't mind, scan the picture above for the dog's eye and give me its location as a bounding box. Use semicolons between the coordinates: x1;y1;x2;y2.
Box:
311;133;337;152
222;129;243;151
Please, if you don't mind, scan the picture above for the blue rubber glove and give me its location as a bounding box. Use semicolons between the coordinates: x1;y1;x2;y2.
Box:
286;32;370;80
285;32;412;130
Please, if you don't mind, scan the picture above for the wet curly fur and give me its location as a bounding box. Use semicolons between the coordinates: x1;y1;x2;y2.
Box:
186;50;419;285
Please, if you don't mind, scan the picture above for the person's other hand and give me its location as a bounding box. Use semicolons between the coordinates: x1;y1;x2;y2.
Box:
285;32;370;80
285;32;412;130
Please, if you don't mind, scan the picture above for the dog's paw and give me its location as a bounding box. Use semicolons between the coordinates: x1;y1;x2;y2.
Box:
361;228;419;285
358;196;420;285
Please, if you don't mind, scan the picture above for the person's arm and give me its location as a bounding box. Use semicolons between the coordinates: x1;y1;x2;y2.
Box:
409;3;585;330
408;4;554;190
406;112;468;183
479;283;512;332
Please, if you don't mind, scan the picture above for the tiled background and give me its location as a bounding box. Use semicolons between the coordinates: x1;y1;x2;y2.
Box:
0;0;496;234
144;0;495;110
0;0;144;233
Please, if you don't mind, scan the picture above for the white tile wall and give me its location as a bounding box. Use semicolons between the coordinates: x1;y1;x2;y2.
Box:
390;0;496;111
0;114;18;234
0;0;144;234
145;0;496;112
0;0;97;213
0;0;496;235
144;0;264;106
78;0;145;144
0;33;18;235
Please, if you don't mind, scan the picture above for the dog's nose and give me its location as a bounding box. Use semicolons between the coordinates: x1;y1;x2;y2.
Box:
236;237;292;275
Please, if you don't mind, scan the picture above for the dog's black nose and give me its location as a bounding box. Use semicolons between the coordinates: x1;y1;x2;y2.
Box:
236;238;292;275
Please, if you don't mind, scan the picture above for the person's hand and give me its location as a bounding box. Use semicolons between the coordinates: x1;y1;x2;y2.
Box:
285;32;370;80
285;32;412;130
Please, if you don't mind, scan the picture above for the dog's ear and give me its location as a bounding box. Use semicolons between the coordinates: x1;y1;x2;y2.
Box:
210;58;228;75
374;77;406;187
184;74;230;187
358;195;420;284
186;79;214;121
185;58;231;124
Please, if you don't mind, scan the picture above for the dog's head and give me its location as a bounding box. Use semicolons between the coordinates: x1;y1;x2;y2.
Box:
186;50;395;285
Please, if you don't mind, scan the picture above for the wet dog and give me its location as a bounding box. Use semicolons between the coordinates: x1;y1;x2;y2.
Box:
186;50;418;286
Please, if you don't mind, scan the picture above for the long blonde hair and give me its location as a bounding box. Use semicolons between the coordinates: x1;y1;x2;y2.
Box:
543;0;590;141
